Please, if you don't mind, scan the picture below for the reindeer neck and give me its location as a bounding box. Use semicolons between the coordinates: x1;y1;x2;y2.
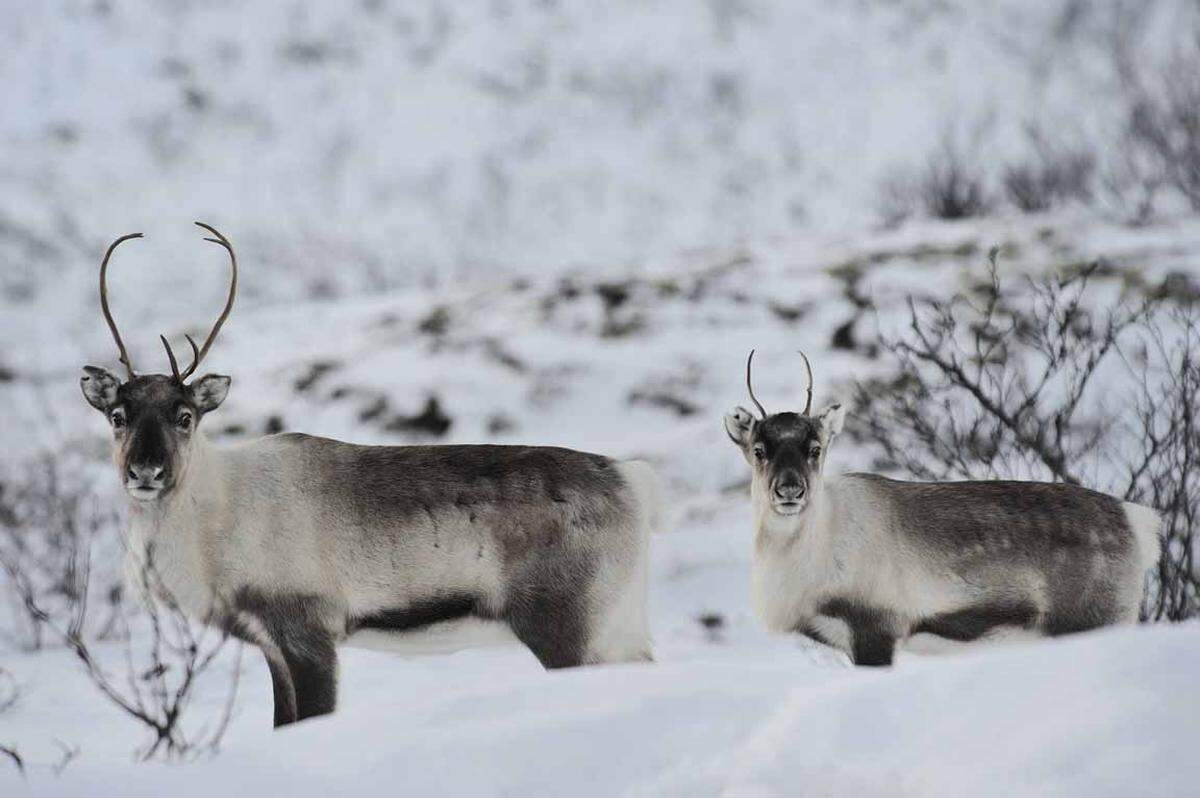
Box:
753;480;834;553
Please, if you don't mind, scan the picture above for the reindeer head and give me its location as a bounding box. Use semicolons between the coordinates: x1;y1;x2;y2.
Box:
724;350;845;517
80;223;237;502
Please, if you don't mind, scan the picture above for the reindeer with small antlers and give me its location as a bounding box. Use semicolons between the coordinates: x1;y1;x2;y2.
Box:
724;350;1160;665
82;223;662;727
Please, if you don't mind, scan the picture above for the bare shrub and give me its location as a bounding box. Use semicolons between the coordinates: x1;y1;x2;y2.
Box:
0;667;16;713
1003;132;1095;212
851;250;1198;619
921;140;990;220
0;457;121;650
1123;40;1200;213
878;136;990;224
1097;20;1200;222
0;666;19;774
1098;128;1167;225
0;744;21;776
1124;305;1200;620
0;457;242;761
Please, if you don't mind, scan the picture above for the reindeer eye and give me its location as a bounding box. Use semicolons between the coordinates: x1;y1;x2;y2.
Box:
810;447;822;460
176;411;193;431
110;409;126;429
752;445;766;461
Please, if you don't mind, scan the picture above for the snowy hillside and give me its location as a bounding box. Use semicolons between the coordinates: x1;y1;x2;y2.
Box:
3;0;1200;794
2;0;1199;299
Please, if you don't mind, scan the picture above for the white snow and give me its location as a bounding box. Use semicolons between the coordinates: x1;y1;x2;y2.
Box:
6;618;1200;795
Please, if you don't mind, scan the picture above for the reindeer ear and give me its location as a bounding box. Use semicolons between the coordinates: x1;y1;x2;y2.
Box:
816;402;846;441
724;406;756;447
80;366;121;411
190;374;231;414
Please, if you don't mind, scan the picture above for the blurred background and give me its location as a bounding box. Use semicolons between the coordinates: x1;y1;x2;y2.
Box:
2;0;1198;297
4;0;1199;444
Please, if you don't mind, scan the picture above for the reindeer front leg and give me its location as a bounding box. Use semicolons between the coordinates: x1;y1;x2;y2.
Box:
261;644;298;727
818;598;901;666
234;590;341;726
255;628;337;726
274;628;337;722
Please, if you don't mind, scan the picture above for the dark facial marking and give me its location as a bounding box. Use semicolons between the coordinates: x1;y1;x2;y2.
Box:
751;413;823;501
112;375;204;488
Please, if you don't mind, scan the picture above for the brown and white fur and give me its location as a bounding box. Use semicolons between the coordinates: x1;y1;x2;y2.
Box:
81;225;661;727
724;351;1160;666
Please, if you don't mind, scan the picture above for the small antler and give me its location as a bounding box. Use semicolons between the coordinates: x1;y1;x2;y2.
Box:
745;349;767;418
798;349;814;415
99;232;144;378
178;222;238;381
159;334;201;384
160;335;181;382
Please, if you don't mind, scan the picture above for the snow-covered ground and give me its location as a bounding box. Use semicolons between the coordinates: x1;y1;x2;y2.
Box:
6;623;1198;796
3;0;1200;794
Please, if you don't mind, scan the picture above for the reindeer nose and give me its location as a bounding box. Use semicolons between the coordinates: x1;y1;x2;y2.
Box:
128;464;166;484
774;480;806;501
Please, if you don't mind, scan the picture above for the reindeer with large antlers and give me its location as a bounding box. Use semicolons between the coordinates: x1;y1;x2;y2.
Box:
81;223;662;727
724;350;1160;666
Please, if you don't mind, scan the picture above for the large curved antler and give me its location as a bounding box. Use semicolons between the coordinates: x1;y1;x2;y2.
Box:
745;349;815;418
99;232;145;379
745;349;767;419
161;222;237;383
798;349;814;416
